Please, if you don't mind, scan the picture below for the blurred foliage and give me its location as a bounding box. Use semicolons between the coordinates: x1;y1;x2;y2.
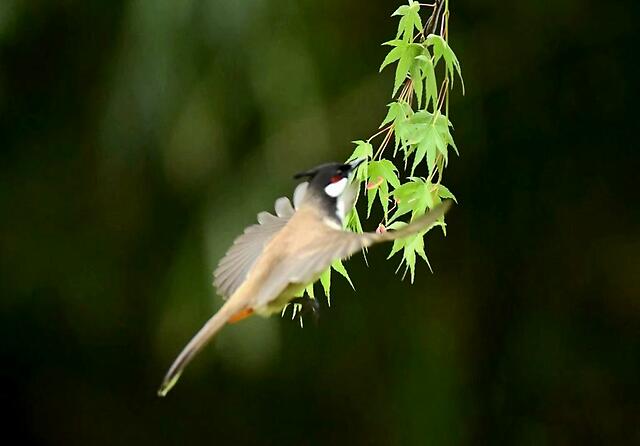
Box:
1;0;639;445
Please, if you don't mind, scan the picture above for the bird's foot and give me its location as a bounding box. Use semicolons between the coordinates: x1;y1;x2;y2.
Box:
286;296;320;327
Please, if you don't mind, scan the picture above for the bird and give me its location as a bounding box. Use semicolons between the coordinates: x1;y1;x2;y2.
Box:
157;158;451;396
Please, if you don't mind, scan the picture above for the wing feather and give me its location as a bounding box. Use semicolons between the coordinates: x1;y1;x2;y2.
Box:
252;230;360;308
213;182;311;299
214;206;293;299
252;200;451;309
292;182;308;208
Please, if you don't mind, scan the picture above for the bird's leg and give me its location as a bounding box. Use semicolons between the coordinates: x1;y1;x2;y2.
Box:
289;296;320;326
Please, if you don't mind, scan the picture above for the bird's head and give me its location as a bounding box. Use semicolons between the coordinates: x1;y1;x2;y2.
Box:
294;158;364;197
293;158;365;224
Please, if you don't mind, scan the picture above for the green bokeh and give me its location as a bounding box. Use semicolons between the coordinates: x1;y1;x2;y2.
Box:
1;1;638;444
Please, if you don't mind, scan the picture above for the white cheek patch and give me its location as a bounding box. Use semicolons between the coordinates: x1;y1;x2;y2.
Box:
324;177;348;197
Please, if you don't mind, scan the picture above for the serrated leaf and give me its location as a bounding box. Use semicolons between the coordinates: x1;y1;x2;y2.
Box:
395;2;422;42
332;259;354;290
437;184;457;203
390;180;422;222
380;103;398;128
439;142;449;166
393;43;421;96
439;122;459;156
404;236;417;282
370;159;400;187
392;4;411;17
412;182;433;218
413;235;433;272
416;53;438;110
349;140;373;160
388;225;438;281
401;111;450;176
367;160;399;219
425;34;446;64
392;180;422;201
384;101;412;156
366;182;378;217
379;40;407;72
388;238;405;260
425;34;465;93
386;179;444;279
411;127;436;176
387;222;408;259
410;63;423;108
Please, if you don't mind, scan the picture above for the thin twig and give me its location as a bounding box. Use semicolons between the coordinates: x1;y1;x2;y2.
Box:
368;124;393;142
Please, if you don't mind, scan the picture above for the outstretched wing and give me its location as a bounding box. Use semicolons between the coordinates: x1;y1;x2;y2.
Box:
253;200;451;308
213;182;308;299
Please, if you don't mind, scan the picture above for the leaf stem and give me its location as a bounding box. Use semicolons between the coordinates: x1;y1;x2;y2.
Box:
368;124;394;142
436;77;449;113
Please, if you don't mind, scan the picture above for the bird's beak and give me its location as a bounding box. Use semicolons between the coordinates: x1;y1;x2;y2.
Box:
348;157;366;172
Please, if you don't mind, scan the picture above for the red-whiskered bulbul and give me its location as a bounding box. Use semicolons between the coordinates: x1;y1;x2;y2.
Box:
158;159;451;396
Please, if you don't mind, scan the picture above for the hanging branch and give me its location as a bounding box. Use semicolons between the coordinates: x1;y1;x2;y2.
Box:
286;0;464;315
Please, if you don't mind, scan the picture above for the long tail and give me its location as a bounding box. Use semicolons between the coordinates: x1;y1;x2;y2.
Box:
157;298;245;397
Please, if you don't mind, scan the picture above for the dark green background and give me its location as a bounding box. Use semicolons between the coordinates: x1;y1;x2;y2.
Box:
1;1;638;444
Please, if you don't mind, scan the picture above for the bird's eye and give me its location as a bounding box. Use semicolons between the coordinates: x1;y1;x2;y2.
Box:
329;174;343;183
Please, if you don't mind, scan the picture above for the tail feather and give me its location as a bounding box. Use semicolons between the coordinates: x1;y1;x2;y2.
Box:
157;299;245;397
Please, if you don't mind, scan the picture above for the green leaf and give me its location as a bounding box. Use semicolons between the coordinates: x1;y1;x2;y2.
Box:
416;53;438;110
349;140;373;159
369;159;400;189
379;40;406;72
366;159;399;219
425;34;465;93
437;184;457;203
348;141;373;181
382;101;412;157
403;234;418;282
386;221;408;258
346;207;364;234
394;2;422;42
305;282;315;299
390;180;422;222
413;235;433;272
319;267;331;303
391;4;411;17
410;63;423;108
387;227;435;282
425;34;444;62
398;111;450;176
411;125;438;176
386;178;445;280
391;233;426;282
332;259;354;290
415;184;433;217
394;43;421;96
380;103;398;128
439;119;459;157
366;181;379;218
389;178;442;223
